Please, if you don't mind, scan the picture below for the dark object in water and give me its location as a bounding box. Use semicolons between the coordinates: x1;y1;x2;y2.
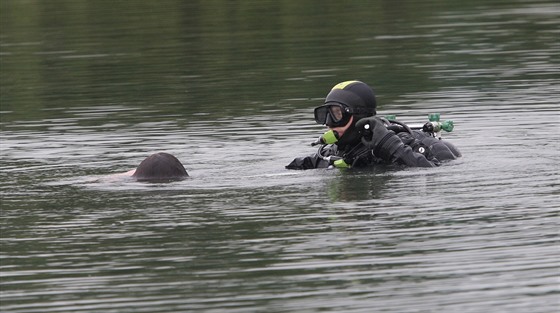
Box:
132;152;188;182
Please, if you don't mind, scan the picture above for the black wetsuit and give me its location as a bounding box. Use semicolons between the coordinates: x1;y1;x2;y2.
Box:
286;130;461;170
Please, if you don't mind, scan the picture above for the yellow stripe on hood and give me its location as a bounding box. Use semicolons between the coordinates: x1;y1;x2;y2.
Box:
331;80;359;90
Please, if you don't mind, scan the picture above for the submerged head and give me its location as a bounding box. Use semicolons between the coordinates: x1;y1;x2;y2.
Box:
313;80;377;147
132;152;188;182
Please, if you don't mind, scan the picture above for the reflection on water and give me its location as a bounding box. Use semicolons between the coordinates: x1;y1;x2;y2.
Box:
1;1;559;312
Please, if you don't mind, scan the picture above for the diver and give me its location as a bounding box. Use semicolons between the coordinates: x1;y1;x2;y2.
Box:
286;80;461;170
131;152;188;182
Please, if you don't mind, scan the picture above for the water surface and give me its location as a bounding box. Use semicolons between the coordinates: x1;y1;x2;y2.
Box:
1;1;559;312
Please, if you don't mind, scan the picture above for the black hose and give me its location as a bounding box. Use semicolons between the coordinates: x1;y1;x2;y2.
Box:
382;118;414;135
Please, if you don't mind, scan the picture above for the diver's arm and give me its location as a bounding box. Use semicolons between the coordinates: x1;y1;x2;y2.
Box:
375;133;437;167
285;154;327;170
285;147;332;170
409;131;462;160
356;117;439;168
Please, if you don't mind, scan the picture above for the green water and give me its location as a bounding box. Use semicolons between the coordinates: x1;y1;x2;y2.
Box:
1;1;559;312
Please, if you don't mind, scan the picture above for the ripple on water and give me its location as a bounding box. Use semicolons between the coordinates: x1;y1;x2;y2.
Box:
1;1;560;312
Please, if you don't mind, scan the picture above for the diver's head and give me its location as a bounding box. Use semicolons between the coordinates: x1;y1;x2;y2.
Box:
132;152;188;182
313;81;376;146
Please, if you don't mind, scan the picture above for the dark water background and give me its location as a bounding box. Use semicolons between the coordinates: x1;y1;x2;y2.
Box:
1;1;559;312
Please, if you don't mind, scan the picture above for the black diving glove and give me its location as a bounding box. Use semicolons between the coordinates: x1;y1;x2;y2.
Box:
355;116;405;161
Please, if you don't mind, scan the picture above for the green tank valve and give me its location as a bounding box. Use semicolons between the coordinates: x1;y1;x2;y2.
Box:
428;120;454;133
441;120;454;132
428;113;440;122
385;114;396;120
333;159;350;168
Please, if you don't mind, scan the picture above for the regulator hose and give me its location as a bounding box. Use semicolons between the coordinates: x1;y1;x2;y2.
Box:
380;117;414;135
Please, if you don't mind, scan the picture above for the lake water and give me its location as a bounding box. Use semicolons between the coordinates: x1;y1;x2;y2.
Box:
1;1;559;312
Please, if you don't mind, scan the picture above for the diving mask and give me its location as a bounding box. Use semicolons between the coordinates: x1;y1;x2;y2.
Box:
313;103;352;127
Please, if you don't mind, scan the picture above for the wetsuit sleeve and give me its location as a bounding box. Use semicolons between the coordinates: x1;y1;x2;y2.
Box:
286;147;333;170
408;131;461;160
374;132;439;167
357;117;444;167
285;153;331;170
383;131;461;167
394;145;439;167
